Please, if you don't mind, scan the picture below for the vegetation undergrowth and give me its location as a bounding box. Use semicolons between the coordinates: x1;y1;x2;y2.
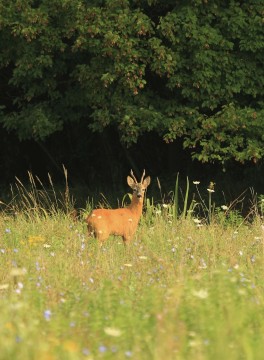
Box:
0;173;264;360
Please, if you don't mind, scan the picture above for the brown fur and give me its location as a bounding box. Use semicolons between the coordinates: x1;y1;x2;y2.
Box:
86;170;151;246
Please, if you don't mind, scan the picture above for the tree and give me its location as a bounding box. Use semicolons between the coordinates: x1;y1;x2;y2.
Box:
0;0;263;164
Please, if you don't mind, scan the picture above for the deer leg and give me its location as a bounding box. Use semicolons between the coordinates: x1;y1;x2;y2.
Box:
87;224;95;238
96;230;109;246
122;234;133;246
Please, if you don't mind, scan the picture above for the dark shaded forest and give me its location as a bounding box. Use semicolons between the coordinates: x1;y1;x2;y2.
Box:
0;0;263;205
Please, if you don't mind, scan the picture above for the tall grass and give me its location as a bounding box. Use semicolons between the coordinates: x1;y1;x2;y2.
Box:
1;166;75;219
0;173;264;359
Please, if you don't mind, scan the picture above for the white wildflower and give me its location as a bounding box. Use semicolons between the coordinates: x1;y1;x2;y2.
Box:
104;327;122;337
193;218;201;224
192;289;208;299
221;205;229;210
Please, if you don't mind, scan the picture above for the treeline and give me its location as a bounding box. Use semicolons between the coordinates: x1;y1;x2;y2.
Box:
0;0;263;187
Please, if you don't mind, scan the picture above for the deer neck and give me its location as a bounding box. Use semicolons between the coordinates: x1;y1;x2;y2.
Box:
128;195;144;217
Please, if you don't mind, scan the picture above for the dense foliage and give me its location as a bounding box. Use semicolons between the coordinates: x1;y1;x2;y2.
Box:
0;0;263;164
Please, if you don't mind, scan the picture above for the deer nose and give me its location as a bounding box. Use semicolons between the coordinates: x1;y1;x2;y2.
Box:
137;193;142;198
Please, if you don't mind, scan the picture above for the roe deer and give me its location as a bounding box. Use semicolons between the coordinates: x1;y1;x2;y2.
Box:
86;170;151;246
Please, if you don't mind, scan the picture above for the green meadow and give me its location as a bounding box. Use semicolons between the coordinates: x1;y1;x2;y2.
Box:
0;176;264;360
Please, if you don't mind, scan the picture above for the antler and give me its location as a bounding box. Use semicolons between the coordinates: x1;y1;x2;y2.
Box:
130;169;138;183
140;169;146;184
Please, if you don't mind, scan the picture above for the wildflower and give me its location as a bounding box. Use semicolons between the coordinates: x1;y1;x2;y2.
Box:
189;339;201;347
15;282;24;294
13;248;19;253
193;218;201;224
10;268;27;277
99;345;107;353
251;255;256;263
50;252;55;257
193;181;200;185
207;181;215;191
199;258;207;269
43;244;51;248
238;288;246;296
155;210;161;215
239;251;243;256
63;340;78;352
125;351;133;357
89;278;94;284
124;263;132;267
192;289;208;299
207;188;215;193
28;235;45;245
82;348;90;356
104;327;122;337
221;205;229;210
16;336;22;343
0;249;5;254
44;309;52;321
0;284;9;290
162;204;169;208
17;282;23;289
139;256;148;260
5;228;11;234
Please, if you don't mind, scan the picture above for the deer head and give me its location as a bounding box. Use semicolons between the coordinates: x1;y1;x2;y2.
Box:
127;169;151;199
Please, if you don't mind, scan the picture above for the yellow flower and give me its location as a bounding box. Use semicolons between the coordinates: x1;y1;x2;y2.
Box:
63;340;79;352
10;268;27;277
0;284;9;290
28;235;45;245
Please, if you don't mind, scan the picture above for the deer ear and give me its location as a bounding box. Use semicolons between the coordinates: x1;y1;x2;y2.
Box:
127;176;135;188
143;176;151;188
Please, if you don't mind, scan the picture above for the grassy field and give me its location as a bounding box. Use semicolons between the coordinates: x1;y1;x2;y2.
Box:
0;178;264;360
